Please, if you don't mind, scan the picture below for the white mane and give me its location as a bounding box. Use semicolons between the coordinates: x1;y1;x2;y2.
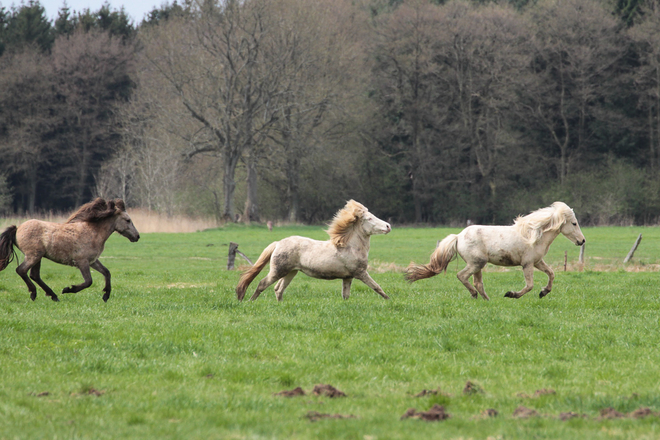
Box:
514;202;574;245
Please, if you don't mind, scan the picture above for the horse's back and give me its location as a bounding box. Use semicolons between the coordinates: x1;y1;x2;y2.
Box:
15;220;54;254
458;225;526;266
273;235;360;279
16;220;97;265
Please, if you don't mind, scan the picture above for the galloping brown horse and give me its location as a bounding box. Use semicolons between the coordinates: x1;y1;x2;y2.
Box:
0;198;140;302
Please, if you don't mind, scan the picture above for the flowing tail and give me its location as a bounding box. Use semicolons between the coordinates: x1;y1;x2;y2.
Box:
236;242;277;301
0;226;18;272
405;234;458;282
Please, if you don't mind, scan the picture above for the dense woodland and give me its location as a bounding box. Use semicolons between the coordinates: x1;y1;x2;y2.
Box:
1;0;660;225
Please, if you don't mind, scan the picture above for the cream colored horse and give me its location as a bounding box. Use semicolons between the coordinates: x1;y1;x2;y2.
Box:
236;200;391;301
0;198;140;302
405;202;585;300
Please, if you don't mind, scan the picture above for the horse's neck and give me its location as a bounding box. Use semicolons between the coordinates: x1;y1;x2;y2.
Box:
345;231;370;257
537;229;560;253
90;217;117;242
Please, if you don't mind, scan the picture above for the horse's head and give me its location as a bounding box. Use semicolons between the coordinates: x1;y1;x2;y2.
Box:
359;209;391;236
558;203;585;246
112;200;140;243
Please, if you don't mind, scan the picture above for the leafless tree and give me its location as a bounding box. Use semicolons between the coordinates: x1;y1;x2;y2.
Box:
524;0;625;184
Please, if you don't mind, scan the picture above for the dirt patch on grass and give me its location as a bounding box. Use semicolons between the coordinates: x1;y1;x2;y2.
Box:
599;407;626;419
559;411;587;421
463;381;484;395
414;387;451;397
274;387;306;397
513;406;539;418
630;407;659;418
304;411;356;422
401;404;450;421
312;384;346;398
71;388;105;397
517;388;556;398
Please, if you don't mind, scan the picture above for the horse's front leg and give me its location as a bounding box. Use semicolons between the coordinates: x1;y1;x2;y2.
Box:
91;260;111;302
504;264;534;299
341;278;353;300
534;259;554;298
355;272;389;300
62;262;93;294
29;260;59;302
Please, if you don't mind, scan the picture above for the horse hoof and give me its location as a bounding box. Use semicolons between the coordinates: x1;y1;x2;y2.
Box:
62;287;71;294
51;295;59;302
30;294;37;301
102;294;110;302
539;290;549;298
504;291;517;299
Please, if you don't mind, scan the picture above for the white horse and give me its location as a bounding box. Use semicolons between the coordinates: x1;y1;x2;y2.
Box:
236;200;391;301
405;202;585;300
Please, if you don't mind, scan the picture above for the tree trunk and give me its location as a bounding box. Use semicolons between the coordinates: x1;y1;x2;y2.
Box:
244;154;260;223
286;153;300;223
222;150;240;222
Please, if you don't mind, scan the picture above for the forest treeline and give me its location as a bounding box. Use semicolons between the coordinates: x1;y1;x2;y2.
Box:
1;0;660;226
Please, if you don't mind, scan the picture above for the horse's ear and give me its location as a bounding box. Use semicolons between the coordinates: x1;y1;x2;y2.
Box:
107;200;116;212
92;198;108;211
114;199;126;212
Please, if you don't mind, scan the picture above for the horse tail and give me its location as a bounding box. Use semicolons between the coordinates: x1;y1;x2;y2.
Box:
405;234;458;282
236;241;277;301
0;225;18;272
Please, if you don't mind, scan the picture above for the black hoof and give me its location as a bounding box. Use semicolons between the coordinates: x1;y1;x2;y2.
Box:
30;293;37;301
102;293;110;302
504;291;517;299
539;290;549;298
62;287;72;294
51;295;59;302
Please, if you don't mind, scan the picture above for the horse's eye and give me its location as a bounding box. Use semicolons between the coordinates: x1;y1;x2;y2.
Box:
572;222;577;226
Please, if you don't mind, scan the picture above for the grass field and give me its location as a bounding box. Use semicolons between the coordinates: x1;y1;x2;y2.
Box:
1;223;660;439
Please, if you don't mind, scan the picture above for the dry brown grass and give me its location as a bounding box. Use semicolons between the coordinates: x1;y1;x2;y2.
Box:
0;209;217;233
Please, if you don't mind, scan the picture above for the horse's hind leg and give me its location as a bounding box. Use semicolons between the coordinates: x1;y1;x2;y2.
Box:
91;260;111;302
62;262;93;294
504;263;535;299
274;270;297;301
534;259;554;298
249;268;283;301
16;257;40;301
472;270;490;301
457;262;485;299
29;260;59;302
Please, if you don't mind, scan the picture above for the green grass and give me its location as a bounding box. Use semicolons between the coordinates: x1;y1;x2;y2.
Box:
1;225;660;439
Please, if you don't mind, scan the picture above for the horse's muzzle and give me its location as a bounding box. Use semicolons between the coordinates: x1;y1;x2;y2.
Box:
576;239;585;246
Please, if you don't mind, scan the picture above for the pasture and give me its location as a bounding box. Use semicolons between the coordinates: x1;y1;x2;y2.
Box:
1;224;659;439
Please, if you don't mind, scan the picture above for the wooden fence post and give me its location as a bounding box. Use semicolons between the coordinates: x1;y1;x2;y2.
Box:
227;242;254;270
623;233;643;263
578;244;585;271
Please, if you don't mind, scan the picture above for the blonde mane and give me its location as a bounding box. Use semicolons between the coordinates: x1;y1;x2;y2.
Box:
514;202;574;244
327;200;368;247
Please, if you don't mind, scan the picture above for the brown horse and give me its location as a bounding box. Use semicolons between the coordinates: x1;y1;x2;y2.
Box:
0;198;140;302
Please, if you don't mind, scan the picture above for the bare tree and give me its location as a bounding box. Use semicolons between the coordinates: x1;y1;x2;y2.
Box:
629;0;660;171
51;29;136;206
524;0;625;184
263;0;367;222
0;47;57;212
139;0;278;222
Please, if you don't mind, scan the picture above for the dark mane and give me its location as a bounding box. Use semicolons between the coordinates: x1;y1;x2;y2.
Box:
66;198;125;224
